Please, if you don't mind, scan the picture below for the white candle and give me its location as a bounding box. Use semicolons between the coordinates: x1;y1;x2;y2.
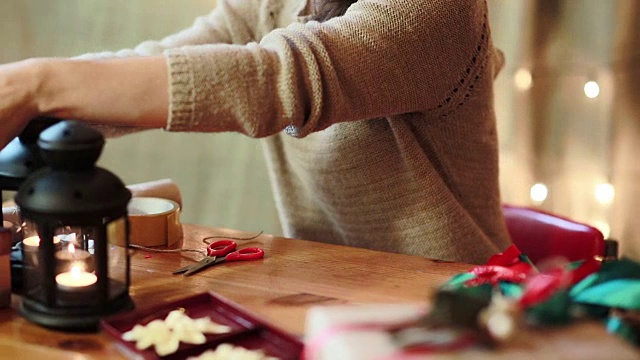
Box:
22;235;61;248
22;236;62;268
56;244;94;273
55;244;91;261
55;264;97;291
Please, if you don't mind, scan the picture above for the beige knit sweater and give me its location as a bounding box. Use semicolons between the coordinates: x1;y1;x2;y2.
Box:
87;0;512;263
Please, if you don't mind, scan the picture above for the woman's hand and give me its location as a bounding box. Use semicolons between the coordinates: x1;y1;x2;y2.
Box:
0;59;43;149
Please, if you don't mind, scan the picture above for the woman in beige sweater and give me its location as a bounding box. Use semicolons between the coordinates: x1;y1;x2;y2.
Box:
0;0;511;263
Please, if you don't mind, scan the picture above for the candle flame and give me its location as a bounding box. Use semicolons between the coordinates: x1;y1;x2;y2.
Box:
70;265;82;277
68;243;75;254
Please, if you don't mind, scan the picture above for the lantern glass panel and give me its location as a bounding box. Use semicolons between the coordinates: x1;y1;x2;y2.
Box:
20;226;62;297
53;225;96;296
20;219;129;309
107;217;128;283
54;225;95;254
20;218;40;239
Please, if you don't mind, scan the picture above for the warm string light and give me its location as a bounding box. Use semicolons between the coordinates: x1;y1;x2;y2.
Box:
510;66;613;241
529;183;548;204
527;183;615;205
584;81;600;98
524;182;614;239
595;183;615;205
514;68;532;91
511;69;604;99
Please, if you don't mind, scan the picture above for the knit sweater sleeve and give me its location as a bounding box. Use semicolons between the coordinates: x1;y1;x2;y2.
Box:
165;0;493;137
71;0;272;137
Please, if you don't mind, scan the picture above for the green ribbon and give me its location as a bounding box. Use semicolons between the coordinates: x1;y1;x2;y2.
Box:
572;279;640;310
444;272;477;288
498;281;524;298
607;316;639;346
426;284;493;328
525;291;574;325
571;258;640;311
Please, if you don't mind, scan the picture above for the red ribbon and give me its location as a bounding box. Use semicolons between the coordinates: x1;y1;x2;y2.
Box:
465;245;535;286
519;257;601;308
466;265;529;286
486;245;522;267
519;268;568;308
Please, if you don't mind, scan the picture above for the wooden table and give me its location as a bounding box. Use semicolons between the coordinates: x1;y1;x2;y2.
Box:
0;224;638;359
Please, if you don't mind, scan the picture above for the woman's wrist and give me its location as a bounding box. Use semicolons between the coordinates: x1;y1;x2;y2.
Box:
0;58;48;146
0;59;44;121
33;56;169;129
33;57;71;118
20;59;46;120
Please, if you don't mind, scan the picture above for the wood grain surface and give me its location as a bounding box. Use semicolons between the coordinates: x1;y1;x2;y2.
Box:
0;224;637;359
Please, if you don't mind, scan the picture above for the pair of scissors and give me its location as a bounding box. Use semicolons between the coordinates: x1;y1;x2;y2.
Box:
172;239;264;277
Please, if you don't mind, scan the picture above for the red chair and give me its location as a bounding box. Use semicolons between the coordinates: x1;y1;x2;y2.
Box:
502;204;608;264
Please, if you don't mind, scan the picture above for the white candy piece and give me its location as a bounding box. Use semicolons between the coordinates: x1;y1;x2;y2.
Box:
173;318;208;344
195;317;232;334
121;309;232;356
122;324;145;342
164;308;188;327
134;320;172;351
188;343;280;360
155;336;181;357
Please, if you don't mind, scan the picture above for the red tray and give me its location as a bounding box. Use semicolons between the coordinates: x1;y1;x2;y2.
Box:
101;291;303;360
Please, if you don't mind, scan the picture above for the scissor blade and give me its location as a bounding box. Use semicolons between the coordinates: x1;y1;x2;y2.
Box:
182;257;222;276
172;265;192;275
173;256;217;275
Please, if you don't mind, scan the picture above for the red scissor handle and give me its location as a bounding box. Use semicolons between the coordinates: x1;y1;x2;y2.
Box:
206;240;237;257
225;247;265;261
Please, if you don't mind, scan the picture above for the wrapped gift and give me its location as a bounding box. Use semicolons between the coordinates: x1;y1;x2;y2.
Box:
304;303;426;360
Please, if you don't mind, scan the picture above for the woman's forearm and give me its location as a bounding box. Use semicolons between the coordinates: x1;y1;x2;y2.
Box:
36;56;169;129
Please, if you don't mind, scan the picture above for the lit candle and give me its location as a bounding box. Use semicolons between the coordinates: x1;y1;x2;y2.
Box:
22;235;61;248
21;235;62;268
56;243;89;261
56;244;94;273
55;264;97;291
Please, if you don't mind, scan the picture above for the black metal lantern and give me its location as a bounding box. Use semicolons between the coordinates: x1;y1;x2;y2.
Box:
0;117;60;218
0;118;60;293
0;118;59;191
14;120;134;330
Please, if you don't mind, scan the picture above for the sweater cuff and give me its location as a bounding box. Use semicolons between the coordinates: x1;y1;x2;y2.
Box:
164;49;196;131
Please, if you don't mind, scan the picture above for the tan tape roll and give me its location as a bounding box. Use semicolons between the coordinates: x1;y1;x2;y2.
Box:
127;197;182;247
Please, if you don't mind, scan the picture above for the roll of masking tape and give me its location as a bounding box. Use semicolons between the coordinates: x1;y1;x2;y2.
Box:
127;197;182;247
